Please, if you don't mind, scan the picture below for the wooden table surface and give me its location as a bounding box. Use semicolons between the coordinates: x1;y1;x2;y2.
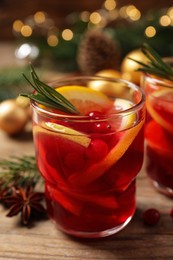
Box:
0;128;173;260
0;42;173;259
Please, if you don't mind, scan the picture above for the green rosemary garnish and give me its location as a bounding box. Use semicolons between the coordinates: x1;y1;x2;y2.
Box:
129;43;173;81
20;65;79;114
0;156;40;191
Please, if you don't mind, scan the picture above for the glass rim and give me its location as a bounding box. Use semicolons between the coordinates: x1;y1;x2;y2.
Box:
144;74;173;89
31;76;146;121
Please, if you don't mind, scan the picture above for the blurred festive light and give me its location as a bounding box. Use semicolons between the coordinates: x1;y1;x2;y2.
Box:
126;5;136;14
145;26;156;37
21;25;32;37
167;7;173;19
13;20;23;33
80;11;90;22
104;0;116;11
128;9;141;21
90;12;102;24
47;34;59;46
125;5;141;21
159;15;171;26
62;29;73;41
15;43;39;59
34;11;46;24
119;6;129;18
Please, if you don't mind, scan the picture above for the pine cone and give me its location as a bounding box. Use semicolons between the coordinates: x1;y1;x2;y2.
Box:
77;29;120;75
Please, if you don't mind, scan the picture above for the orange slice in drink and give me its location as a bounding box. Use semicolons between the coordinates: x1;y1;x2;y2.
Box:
57;85;136;130
145;120;173;157
56;85;112;114
69;119;144;186
146;89;173;133
34;123;91;148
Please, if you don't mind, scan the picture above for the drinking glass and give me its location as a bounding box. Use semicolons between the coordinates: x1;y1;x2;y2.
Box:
142;74;173;196
31;76;145;238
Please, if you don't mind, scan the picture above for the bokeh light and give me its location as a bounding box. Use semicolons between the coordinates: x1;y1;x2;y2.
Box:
21;25;32;37
47;34;59;46
62;29;73;41
90;12;102;24
104;0;116;11
145;26;156;37
34;11;46;24
13;20;23;33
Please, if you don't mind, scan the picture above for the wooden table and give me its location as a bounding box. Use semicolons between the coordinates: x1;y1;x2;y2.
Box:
0;42;173;259
0;128;173;260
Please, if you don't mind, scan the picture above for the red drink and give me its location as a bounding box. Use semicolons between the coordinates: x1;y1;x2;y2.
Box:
32;76;145;238
143;75;173;196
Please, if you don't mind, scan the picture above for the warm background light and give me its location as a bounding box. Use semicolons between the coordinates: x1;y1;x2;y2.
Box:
90;12;102;24
21;25;32;37
167;7;173;19
13;20;23;32
34;11;46;24
47;34;58;46
62;29;73;40
145;26;156;37
104;0;116;11
159;15;171;26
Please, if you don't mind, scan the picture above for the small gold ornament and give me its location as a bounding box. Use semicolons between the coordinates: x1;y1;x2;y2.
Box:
95;69;121;79
16;96;31;119
0;99;29;135
88;69;125;96
121;49;148;85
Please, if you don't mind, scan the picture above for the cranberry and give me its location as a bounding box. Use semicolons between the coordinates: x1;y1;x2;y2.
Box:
92;122;111;133
86;139;108;161
143;208;160;225
170;208;173;218
87;111;111;134
87;111;103;119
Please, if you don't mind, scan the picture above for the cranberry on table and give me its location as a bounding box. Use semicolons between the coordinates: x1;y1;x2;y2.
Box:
143;208;160;225
170;208;173;218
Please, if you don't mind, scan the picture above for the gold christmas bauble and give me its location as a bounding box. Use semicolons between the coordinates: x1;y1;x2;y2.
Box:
95;69;121;79
16;96;31;119
0;99;28;135
121;49;148;85
88;69;125;96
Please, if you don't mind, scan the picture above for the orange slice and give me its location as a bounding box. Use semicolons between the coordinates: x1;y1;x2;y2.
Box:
34;123;91;148
69;119;144;186
56;85;112;114
146;89;173;133
113;98;136;130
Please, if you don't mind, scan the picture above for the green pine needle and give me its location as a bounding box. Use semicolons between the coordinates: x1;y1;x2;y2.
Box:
128;43;173;81
20;65;80;114
0;156;40;190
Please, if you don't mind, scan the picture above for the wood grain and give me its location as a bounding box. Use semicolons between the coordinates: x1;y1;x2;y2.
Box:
0;128;173;260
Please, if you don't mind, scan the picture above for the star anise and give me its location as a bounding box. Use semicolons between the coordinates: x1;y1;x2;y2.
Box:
2;186;47;225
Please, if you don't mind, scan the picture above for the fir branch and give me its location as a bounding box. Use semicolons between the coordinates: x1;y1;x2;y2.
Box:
0;156;40;191
20;65;79;114
128;43;173;81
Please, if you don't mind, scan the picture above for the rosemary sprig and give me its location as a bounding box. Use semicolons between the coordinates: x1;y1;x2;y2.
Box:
0;156;40;191
20;65;79;114
129;43;173;81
